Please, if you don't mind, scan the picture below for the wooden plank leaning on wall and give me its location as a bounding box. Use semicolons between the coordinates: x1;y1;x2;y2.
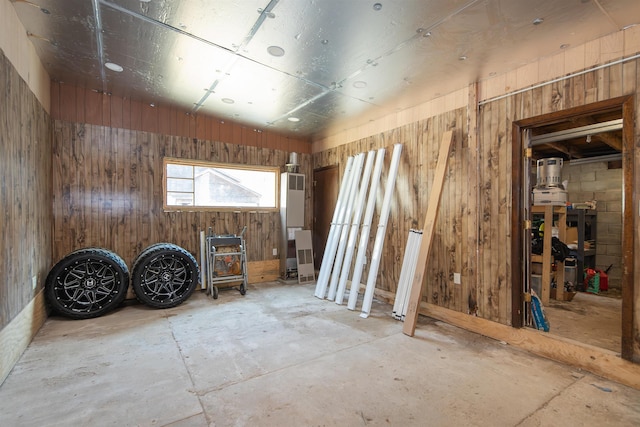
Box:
403;130;454;336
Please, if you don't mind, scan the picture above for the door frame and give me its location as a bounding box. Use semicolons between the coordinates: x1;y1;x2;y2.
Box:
511;95;635;360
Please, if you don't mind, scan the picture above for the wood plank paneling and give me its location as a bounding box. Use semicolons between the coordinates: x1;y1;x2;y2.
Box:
0;50;52;333
49;84;312;154
85;89;102;125
52;121;311;271
313;109;467;313
0;290;48;385
59;84;76;122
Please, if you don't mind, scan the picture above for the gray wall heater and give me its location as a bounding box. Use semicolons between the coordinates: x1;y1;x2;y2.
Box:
280;172;305;279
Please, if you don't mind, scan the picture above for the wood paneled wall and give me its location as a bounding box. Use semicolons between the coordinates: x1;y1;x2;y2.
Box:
0;49;52;330
52;121;312;272
50;82;311;154
499;60;639;359
313;57;640;346
313;109;479;315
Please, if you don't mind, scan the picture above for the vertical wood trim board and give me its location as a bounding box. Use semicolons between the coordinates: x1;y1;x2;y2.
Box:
403;130;454;336
0;291;48;385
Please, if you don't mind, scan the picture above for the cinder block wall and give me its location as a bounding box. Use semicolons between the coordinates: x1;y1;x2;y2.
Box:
563;161;622;290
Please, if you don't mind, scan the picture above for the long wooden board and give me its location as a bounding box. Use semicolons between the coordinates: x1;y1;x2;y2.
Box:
403;130;454;336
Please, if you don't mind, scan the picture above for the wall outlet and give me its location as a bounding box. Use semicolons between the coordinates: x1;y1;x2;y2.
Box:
32;275;38;290
453;272;461;285
272;248;278;256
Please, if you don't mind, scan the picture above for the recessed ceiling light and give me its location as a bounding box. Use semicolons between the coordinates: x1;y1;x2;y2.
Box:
373;3;382;11
321;39;329;45
532;18;544;25
353;81;367;89
105;62;123;72
560;43;570;49
458;55;468;61
267;45;285;57
221;98;235;104
287;117;300;122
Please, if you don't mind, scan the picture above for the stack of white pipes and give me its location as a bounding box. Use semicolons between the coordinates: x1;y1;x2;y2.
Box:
359;144;403;318
314;155;358;299
345;149;386;309
392;229;423;320
315;144;404;319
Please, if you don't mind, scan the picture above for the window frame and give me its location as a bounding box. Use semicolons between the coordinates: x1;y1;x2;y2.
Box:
163;157;280;212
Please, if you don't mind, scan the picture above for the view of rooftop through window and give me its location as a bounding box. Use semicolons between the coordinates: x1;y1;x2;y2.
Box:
165;160;278;209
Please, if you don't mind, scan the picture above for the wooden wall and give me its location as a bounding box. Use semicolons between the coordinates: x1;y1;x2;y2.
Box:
49;81;314;282
50;83;310;155
478;59;640;363
313;56;640;350
51;121;313;275
313;109;484;316
0;49;52;330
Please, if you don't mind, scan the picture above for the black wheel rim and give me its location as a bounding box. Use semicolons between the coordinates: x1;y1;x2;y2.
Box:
140;255;192;303
54;259;121;314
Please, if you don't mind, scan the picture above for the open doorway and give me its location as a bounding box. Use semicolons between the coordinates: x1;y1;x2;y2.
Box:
312;165;339;270
512;96;635;360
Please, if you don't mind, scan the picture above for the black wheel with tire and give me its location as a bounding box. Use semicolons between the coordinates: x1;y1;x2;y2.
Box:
45;248;130;319
132;243;199;308
239;283;246;295
212;286;219;299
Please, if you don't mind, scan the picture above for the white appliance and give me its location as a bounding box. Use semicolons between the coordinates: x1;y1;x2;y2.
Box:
280;172;305;278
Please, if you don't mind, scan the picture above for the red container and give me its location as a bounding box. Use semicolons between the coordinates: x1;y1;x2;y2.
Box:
597;269;609;291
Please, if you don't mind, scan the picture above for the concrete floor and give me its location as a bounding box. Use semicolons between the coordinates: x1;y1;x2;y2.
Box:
545;291;622;352
1;281;639;427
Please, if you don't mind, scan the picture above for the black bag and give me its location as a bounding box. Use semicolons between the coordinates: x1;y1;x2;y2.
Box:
551;237;571;261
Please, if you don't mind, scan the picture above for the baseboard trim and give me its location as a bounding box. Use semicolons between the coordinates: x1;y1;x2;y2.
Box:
0;290;48;385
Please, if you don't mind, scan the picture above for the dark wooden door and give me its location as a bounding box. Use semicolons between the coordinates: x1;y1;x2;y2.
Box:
313;165;339;269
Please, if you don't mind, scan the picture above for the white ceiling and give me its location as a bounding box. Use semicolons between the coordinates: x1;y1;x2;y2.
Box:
10;0;640;138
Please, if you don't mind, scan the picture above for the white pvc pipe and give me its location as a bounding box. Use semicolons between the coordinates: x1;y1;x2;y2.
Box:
314;156;356;298
346;148;386;310
326;153;365;301
401;231;423;320
200;230;207;290
361;143;403;318
392;231;416;318
335;150;376;305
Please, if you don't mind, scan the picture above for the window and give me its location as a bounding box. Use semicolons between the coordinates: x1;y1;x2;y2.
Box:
164;158;279;211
